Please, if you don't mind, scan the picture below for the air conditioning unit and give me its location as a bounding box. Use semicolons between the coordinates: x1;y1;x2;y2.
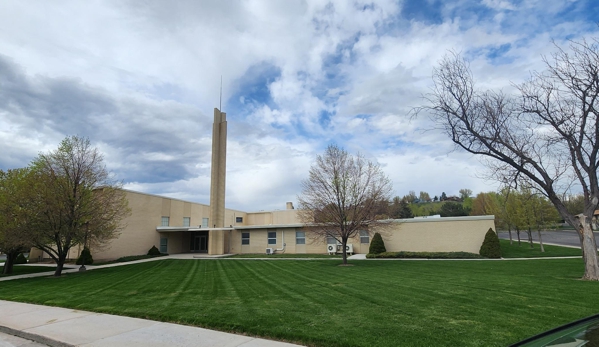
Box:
327;244;337;255
345;244;353;255
266;248;274;255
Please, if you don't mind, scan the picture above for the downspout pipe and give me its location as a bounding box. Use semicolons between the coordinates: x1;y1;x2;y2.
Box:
275;230;286;253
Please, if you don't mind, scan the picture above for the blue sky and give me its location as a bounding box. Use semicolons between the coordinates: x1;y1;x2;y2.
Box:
0;0;598;211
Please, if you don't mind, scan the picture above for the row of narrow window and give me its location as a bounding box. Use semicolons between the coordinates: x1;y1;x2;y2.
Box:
241;231;369;245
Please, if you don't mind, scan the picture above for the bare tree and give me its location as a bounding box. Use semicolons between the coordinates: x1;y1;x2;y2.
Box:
424;37;599;280
298;145;392;265
27;136;130;276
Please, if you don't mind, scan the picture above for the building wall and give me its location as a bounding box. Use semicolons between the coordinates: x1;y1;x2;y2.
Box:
375;216;496;254
228;216;495;255
229;228;368;255
92;190;244;260
244;209;300;226
55;189;494;260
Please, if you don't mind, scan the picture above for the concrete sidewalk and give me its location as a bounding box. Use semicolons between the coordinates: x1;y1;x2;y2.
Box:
0;300;303;347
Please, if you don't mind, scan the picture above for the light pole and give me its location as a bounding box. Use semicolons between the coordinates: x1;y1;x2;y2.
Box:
79;222;89;272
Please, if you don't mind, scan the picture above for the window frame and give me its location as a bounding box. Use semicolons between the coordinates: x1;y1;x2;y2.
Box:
201;218;209;228
183;217;190;227
296;231;306;245
160;237;168;253
241;232;250;245
268;231;277;245
161;216;169;227
236;216;243;223
359;230;369;244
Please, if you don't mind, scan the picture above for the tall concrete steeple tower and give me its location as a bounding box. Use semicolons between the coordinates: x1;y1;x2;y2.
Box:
207;107;227;255
209;108;227;229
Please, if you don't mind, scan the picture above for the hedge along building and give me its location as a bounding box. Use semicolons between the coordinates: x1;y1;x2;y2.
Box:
35;107;496;261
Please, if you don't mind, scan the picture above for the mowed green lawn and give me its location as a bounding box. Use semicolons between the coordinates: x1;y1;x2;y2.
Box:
0;266;69;277
500;239;583;258
0;259;598;347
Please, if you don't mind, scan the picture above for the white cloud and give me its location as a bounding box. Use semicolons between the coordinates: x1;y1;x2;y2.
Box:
0;0;596;211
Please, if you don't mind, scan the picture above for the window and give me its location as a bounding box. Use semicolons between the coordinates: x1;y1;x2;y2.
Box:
202;218;209;228
360;230;369;244
183;217;190;227
327;237;337;245
296;231;306;245
241;232;250;245
161;216;169;227
236;216;243;223
268;231;277;245
160;237;168;253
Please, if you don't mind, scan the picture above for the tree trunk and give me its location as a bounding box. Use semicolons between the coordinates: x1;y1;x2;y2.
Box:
516;228;521;246
341;238;348;265
508;226;513;245
2;252;18;275
527;228;534;248
537;229;545;253
54;255;66;277
578;214;599;281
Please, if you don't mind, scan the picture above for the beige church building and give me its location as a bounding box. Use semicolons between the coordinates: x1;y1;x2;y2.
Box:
82;190;495;260
34;108;496;261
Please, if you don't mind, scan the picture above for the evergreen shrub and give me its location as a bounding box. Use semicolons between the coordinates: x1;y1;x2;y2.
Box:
479;228;501;259
368;232;387;254
147;245;162;256
14;253;27;264
76;247;94;265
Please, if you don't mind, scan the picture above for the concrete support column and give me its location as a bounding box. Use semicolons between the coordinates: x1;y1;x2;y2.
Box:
208;230;225;255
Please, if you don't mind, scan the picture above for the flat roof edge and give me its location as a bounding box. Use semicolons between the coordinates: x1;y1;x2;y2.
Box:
381;215;495;223
234;223;305;230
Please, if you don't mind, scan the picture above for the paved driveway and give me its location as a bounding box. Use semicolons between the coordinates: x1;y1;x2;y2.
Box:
498;230;599;248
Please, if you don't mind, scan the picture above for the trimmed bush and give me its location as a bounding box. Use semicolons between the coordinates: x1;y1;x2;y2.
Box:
366;251;483;259
147;245;161;256
14;253;28;264
76;247;94;265
479;228;501;259
368;232;387;254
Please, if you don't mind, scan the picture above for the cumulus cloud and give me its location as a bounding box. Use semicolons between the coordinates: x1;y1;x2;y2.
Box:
0;0;597;210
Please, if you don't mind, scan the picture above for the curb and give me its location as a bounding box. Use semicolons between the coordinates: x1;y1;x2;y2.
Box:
0;325;74;347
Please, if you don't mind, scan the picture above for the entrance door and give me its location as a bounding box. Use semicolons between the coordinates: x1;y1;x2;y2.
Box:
190;231;209;253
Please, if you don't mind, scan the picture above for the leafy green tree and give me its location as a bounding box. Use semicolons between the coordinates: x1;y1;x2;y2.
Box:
26;136;130;276
459;188;472;199
0;168;34;275
563;194;585;216
439;202;468;217
398;199;414;218
440;192;447;201
470;192;499;216
419;191;431;203
403;191;418;203
389;196;401;219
